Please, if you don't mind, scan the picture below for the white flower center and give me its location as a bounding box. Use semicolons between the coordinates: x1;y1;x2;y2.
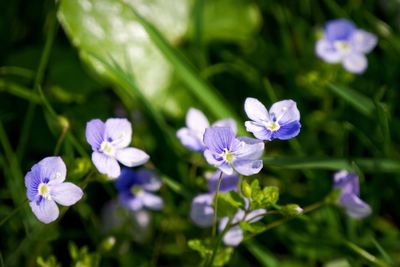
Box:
38;183;51;200
266;121;281;131
333;41;351;53
100;141;116;157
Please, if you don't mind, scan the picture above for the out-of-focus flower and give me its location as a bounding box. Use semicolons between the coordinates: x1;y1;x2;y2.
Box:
244;98;301;141
203;127;264;176
115;168;163;211
86;118;149;179
25;157;83;224
333;170;371;219
177;108;237;152
316;18;377;73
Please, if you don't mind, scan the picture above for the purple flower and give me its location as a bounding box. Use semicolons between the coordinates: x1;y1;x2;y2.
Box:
177;108;237;152
115;168;163;211
244;98;301;141
333;170;372;219
24;157;83;224
316;19;377;74
86;118;149;179
219;208;266;246
190;172;239;227
203;127;264;176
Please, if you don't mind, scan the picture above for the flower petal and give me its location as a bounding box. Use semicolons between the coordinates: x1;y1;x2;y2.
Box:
244;97;270;123
119;193;143;211
85;119;105;151
342;53;367;74
136;169;162;191
105;118;132;149
233;159;263;176
190;194;214;227
269;100;300;125
275;121;301;140
140;192;163;210
333;170;359;195
203;127;235;154
340;193;372;219
208;171;239;193
38;157;66;185
315;39;342;63
92;152;121;179
235;137;265;160
325;19;356;42
203;150;224;167
222;226;243;247
29;199;59;224
245;121;273;140
186;108;210;133
115;147;149;167
176;128;204;152
25;169;40;202
50;182;83;206
213;119;237;135
245;209;267;223
350;29;377;54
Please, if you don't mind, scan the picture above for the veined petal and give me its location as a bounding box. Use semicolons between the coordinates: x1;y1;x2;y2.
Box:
244;97;270;123
245;122;273;141
85;119;105;151
29;199;59;224
186;108;209;133
190;194;214;227
233;159;263;176
203;127;235;154
219;162;235;175
208;171;239;193
333;170;359;196
275;121;301;140
50;182;83;206
115;147;149;167
340;193;372;219
316;39;343;63
203;150;223;167
269;100;300;125
325;19;356;41
342;53;367;74
176;128;204;152
235;137;265;160
245;209;267;223
38;157;66;185
92;152;121;179
25;170;40;202
105;118;132;149
213;119;237;135
140;192;163;210
350;29;377;54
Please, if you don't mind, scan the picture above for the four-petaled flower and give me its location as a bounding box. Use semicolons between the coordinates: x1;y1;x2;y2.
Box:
115;168;163;211
244;98;301;141
203;127;264;176
86;118;149;179
177;108;237;152
25;157;83;224
333;170;372;219
316;18;377;74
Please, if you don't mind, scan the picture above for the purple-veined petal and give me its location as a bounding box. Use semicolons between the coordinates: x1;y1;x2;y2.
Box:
136;169;162;191
119;192;143;211
275;121;301;140
208;171;239;193
203;127;235;154
176;128;204;152
340;193;372;219
50;182;83;206
325;19;356;41
245;209;267;223
92;152;121;179
29;199;59;224
342;53;367;74
333;170;359;195
115;147;149;167
316;39;343;63
350;29;377;54
245;122;273;141
235;137;265;160
104;118;132;149
244;98;270;123
219;162;235;175
203;149;224;167
38;157;66;185
222;226;243;247
244;121;264;133
186;108;210;133
213;119;237;135
85;119;105;151
232;159;263;176
190;194;214;227
269;100;300;125
140;191;163;210
25;170;40;202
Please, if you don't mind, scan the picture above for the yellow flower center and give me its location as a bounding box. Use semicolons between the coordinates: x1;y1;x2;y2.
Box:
100;141;116;156
38;183;51;200
223;149;235;163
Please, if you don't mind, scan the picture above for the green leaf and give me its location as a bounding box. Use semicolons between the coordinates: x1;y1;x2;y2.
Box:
239;221;265;234
216;192;239;218
262;186;279;208
226;191;246;210
188;239;212;259
327;82;375;117
244;240;280;267
241;180;252;199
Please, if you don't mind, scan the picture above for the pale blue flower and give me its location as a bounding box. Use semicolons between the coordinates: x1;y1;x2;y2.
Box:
25;157;83;224
244;98;301;141
115;168;163;211
177;108;237;152
86;118;149;179
316;19;377;73
333;170;371;219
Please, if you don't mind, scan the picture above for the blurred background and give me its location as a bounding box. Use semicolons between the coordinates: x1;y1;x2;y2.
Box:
0;0;400;266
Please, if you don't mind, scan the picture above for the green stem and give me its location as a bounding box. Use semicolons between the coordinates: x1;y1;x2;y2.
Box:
0;200;28;227
206;216;233;267
344;241;388;267
212;172;224;238
0;66;35;80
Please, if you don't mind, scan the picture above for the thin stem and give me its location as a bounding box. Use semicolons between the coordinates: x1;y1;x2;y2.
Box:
206;216;233;267
53;121;69;155
345;240;388;267
0;200;28;227
211;172;224;238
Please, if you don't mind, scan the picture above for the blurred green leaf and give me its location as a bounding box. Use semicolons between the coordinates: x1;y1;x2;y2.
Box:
245;240;280;267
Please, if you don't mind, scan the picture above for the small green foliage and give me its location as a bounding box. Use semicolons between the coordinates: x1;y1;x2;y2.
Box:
241;180;252;199
69;243;101;267
188;239;212;259
280;204;303;217
36;256;61;267
248;180;280;209
239;221;265;234
216;192;241;218
188;239;234;267
262;187;279;208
